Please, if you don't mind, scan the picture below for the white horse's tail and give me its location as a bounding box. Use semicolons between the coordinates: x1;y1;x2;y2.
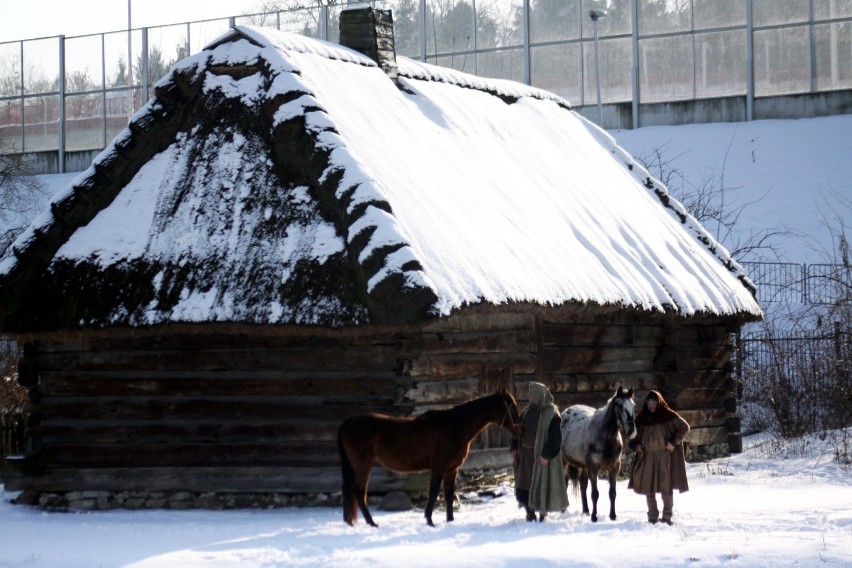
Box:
565;464;582;497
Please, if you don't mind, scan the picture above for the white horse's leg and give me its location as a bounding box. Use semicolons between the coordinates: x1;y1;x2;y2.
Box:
579;469;590;515
608;466;618;520
588;466;600;522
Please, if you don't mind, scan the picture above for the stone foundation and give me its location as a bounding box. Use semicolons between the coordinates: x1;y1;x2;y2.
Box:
16;469;515;512
25;490;342;512
687;442;731;462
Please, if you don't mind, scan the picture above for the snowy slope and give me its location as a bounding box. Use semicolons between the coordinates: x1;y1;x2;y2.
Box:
612;115;852;264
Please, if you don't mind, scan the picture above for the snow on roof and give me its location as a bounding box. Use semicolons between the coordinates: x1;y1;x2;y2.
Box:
0;24;761;329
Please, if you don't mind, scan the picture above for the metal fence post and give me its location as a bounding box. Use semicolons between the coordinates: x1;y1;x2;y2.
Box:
18;41;24;153
58;35;66;174
472;0;478;75
745;0;754;121
142;28;149;103
631;0;639;129
101;33;107;149
522;0;530;86
809;0;817;93
419;0;426;63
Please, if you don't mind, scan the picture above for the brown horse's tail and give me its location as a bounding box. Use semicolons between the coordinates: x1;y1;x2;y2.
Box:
337;421;359;526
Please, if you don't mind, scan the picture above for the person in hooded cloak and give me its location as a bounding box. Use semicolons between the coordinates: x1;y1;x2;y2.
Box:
628;390;690;525
511;382;568;522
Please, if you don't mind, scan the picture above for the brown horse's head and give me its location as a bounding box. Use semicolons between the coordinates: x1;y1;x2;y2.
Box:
495;387;523;436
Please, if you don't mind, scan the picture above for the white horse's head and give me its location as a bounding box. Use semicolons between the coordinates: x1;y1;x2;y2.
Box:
613;386;637;440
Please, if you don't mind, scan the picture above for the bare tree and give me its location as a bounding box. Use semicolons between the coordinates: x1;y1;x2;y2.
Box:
0;147;46;258
636;141;788;263
245;0;341;33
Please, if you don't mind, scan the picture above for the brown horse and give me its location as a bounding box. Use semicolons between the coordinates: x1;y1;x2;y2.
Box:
337;387;521;527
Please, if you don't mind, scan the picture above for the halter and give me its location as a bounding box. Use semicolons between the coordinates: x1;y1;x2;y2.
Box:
500;396;518;430
611;396;636;439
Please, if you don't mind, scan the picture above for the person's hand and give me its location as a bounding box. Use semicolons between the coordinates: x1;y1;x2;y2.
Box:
665;442;675;453
635;443;644;455
510;449;518;461
538;456;549;466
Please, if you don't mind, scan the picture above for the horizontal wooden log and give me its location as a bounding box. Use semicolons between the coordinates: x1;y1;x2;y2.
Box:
23;466;394;494
403;377;480;404
547;388;730;415
685;426;728;447
672;387;731;409
667;369;733;390
423;312;535;333
35;345;402;373
654;344;734;373
32;324;404;353
679;408;728;428
38;397;404;421
38;371;400;398
41;441;340;468
540;346;658;374
409;352;536;378
519;369;732;397
406;330;537;356
541;323;667;348
24;449;507;494
522;374;660;396
38;419;343;445
550;391;617;410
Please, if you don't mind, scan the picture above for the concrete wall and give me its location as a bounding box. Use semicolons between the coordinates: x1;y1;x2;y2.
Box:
17;149;101;177
575;89;852;130
9;89;852;176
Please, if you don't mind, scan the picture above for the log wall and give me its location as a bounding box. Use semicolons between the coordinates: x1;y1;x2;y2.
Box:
12;305;743;504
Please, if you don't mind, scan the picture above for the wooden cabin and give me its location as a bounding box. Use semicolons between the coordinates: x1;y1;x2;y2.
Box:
0;8;761;509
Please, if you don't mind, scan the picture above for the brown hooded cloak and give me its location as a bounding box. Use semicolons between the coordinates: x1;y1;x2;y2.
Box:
628;390;690;495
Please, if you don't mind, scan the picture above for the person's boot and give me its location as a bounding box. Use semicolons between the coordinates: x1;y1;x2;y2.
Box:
538;512;547;523
525;507;536;522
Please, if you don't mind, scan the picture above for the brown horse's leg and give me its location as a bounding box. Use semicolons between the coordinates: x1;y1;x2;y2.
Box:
608;466;618;521
424;472;443;527
442;469;459;523
354;466;378;528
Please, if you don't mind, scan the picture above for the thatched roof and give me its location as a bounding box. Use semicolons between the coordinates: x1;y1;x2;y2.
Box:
0;25;762;332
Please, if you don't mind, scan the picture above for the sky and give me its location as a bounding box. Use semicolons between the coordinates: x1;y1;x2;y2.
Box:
0;0;264;44
2;430;851;567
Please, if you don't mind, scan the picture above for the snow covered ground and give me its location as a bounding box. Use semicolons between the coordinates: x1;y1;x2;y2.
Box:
1;432;850;567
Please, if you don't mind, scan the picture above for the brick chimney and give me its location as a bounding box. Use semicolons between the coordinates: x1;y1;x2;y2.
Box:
339;7;398;82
